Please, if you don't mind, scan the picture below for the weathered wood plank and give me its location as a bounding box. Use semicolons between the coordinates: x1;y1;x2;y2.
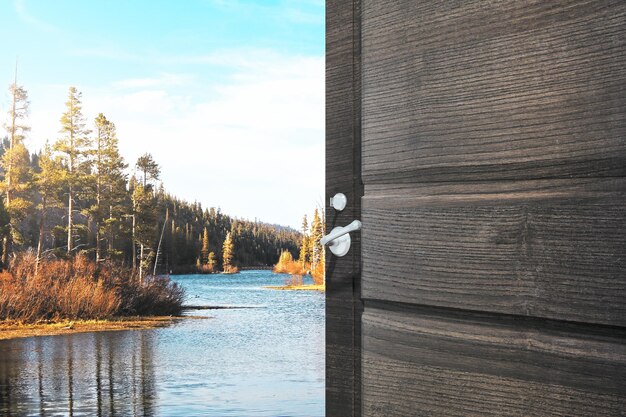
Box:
353;1;626;414
362;178;626;326
361;0;626;183
326;1;363;416
362;304;626;416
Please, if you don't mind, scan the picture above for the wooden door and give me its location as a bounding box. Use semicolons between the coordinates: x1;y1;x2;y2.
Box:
327;1;626;416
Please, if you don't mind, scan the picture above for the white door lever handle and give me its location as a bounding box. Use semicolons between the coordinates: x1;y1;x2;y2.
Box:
320;220;362;257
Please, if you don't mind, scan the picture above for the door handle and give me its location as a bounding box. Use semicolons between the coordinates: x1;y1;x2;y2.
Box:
320;220;362;257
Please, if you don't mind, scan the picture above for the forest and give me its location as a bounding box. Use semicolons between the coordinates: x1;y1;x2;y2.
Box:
0;80;302;279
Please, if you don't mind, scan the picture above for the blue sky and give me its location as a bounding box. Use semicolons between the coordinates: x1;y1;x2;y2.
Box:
0;0;325;229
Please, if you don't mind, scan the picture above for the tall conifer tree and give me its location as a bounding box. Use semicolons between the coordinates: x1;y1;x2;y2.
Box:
136;153;160;188
91;113;127;261
299;214;308;267
55;86;91;255
33;143;63;274
1;70;32;265
2;66;30;208
207;251;216;270
201;227;210;264
309;209;323;270
133;183;157;283
222;231;234;272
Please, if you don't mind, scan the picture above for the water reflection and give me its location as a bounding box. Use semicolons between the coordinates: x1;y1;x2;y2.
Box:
0;330;157;416
0;271;324;416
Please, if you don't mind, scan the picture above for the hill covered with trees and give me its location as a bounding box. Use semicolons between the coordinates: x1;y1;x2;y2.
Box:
0;81;301;278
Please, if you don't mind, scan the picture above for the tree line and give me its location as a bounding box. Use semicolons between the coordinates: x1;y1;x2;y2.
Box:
0;79;300;278
274;208;326;285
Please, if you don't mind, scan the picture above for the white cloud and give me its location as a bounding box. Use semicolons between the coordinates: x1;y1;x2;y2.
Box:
25;50;324;228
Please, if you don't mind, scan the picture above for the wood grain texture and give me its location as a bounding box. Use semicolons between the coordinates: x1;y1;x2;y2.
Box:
361;0;626;183
326;1;363;416
353;0;626;415
362;304;626;416
362;178;626;326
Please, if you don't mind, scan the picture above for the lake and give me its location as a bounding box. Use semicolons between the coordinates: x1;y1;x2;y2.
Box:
0;271;325;416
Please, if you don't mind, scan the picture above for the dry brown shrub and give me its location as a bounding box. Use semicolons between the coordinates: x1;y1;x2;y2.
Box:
0;253;184;323
0;271;12;282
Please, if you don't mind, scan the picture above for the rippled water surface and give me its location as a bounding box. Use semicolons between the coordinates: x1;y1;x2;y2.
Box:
0;271;325;416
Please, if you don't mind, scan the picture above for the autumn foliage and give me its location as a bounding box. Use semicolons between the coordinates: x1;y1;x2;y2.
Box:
273;207;326;289
310;262;324;286
0;253;184;323
273;250;306;275
273;249;326;288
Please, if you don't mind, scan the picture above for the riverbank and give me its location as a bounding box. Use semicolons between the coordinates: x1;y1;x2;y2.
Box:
0;304;268;340
265;284;325;292
0;316;189;341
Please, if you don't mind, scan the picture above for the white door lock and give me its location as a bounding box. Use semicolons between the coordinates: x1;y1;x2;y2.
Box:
330;193;347;211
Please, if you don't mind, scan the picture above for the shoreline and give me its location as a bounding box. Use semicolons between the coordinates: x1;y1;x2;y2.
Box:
265;284;325;292
0;303;267;341
0;316;200;341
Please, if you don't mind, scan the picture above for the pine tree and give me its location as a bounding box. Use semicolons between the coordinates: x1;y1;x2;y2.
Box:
1;73;32;266
0;143;31;246
55;86;91;255
201;227;210;264
132;153;161;282
301;214;308;234
0;198;9;270
103;124;128;260
91;113;127;262
92;113;107;262
309;208;323;270
2;67;30;209
33;143;63;274
222;231;234;273
133;183;157;283
136;153;160;188
299;214;308;267
207;251;216;270
129;175;139;273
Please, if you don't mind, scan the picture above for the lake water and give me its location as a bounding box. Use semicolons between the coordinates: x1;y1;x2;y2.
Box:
0;271;325;416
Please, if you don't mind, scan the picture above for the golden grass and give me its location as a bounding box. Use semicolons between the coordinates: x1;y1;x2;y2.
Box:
0;316;179;340
264;284;325;292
